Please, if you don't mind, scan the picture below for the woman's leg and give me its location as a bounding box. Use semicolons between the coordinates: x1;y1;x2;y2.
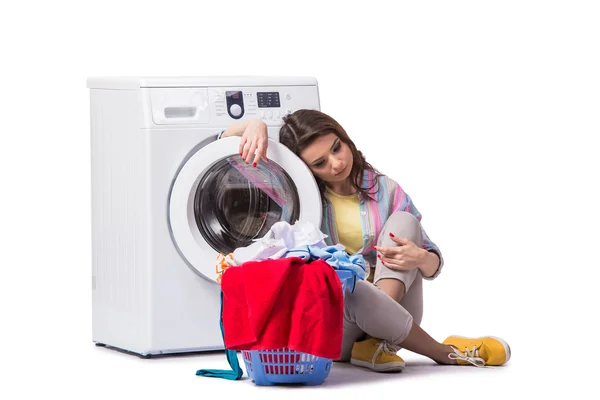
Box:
401;322;457;364
339;279;454;364
341;212;510;367
374;211;424;314
341;266;511;367
399;271;423;325
369;212;453;362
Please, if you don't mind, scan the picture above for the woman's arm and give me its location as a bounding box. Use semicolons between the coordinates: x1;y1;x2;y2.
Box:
221;119;253;138
219;119;269;166
419;251;441;278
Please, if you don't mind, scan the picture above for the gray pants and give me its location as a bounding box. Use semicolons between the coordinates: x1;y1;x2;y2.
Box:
338;211;424;361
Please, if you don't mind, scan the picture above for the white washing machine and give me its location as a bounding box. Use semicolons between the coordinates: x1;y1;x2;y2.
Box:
87;76;322;356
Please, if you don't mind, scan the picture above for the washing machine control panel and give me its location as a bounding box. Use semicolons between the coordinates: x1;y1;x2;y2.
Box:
256;92;280;108
211;86;318;126
145;85;320;127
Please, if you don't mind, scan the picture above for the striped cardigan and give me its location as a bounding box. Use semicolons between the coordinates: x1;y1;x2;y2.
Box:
320;168;444;280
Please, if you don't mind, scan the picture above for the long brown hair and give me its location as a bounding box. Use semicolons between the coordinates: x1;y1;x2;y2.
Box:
279;109;381;202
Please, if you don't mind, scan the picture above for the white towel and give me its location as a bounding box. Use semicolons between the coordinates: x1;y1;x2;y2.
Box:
232;220;329;264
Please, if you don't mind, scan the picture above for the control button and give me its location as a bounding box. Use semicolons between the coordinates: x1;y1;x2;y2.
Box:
229;104;242;117
274;110;280;118
267;110;273;119
260;111;265;118
285;93;291;100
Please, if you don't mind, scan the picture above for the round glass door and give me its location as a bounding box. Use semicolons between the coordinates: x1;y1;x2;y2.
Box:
194;156;300;254
169;137;321;282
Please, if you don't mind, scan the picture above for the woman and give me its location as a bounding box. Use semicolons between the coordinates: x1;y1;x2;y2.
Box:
219;110;510;371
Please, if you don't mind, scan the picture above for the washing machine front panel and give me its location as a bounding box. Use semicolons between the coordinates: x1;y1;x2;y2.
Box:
169;137;321;282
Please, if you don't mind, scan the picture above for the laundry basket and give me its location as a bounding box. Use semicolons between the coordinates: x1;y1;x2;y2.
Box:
241;269;355;386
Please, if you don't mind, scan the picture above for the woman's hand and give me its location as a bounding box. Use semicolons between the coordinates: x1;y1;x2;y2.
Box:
374;233;427;271
239;119;269;167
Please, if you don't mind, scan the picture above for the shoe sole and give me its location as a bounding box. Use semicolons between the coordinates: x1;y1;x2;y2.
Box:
350;358;405;372
449;335;511;364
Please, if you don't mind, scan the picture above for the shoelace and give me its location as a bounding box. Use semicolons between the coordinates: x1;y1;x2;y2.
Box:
448;345;486;367
371;341;401;366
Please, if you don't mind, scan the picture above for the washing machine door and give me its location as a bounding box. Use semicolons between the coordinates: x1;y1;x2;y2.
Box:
169;136;322;282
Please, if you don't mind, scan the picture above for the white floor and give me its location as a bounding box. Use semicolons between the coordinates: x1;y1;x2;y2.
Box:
13;340;579;400
8;268;593;399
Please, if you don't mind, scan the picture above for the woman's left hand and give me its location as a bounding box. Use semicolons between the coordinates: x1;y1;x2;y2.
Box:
374;233;427;271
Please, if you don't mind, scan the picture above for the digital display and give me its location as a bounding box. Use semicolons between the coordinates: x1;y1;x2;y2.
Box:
257;92;281;108
226;91;242;100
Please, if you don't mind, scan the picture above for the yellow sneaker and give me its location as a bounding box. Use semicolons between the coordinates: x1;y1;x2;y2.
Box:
443;336;511;367
350;338;405;372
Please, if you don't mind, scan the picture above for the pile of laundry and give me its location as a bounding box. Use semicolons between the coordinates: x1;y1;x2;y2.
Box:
215;220;367;284
197;221;366;380
215;220;366;358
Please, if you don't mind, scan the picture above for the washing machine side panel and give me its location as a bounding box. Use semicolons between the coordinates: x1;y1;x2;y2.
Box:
146;129;224;353
90;88;153;354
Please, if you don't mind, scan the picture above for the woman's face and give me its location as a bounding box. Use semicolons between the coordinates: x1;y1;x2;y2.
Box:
299;133;354;184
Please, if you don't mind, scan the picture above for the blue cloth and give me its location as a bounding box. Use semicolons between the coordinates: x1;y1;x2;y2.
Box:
284;245;367;281
195;291;244;380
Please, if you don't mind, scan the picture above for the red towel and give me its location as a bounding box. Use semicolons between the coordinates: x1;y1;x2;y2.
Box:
221;257;344;360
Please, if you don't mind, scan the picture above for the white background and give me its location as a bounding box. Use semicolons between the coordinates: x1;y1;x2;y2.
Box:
1;0;599;398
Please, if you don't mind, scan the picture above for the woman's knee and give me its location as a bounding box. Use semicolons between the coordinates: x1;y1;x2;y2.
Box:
381;211;423;245
387;211;420;230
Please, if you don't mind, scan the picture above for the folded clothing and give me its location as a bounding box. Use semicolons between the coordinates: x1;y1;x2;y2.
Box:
221;257;344;360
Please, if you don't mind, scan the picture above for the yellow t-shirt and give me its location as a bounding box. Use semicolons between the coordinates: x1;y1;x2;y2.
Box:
325;187;363;255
